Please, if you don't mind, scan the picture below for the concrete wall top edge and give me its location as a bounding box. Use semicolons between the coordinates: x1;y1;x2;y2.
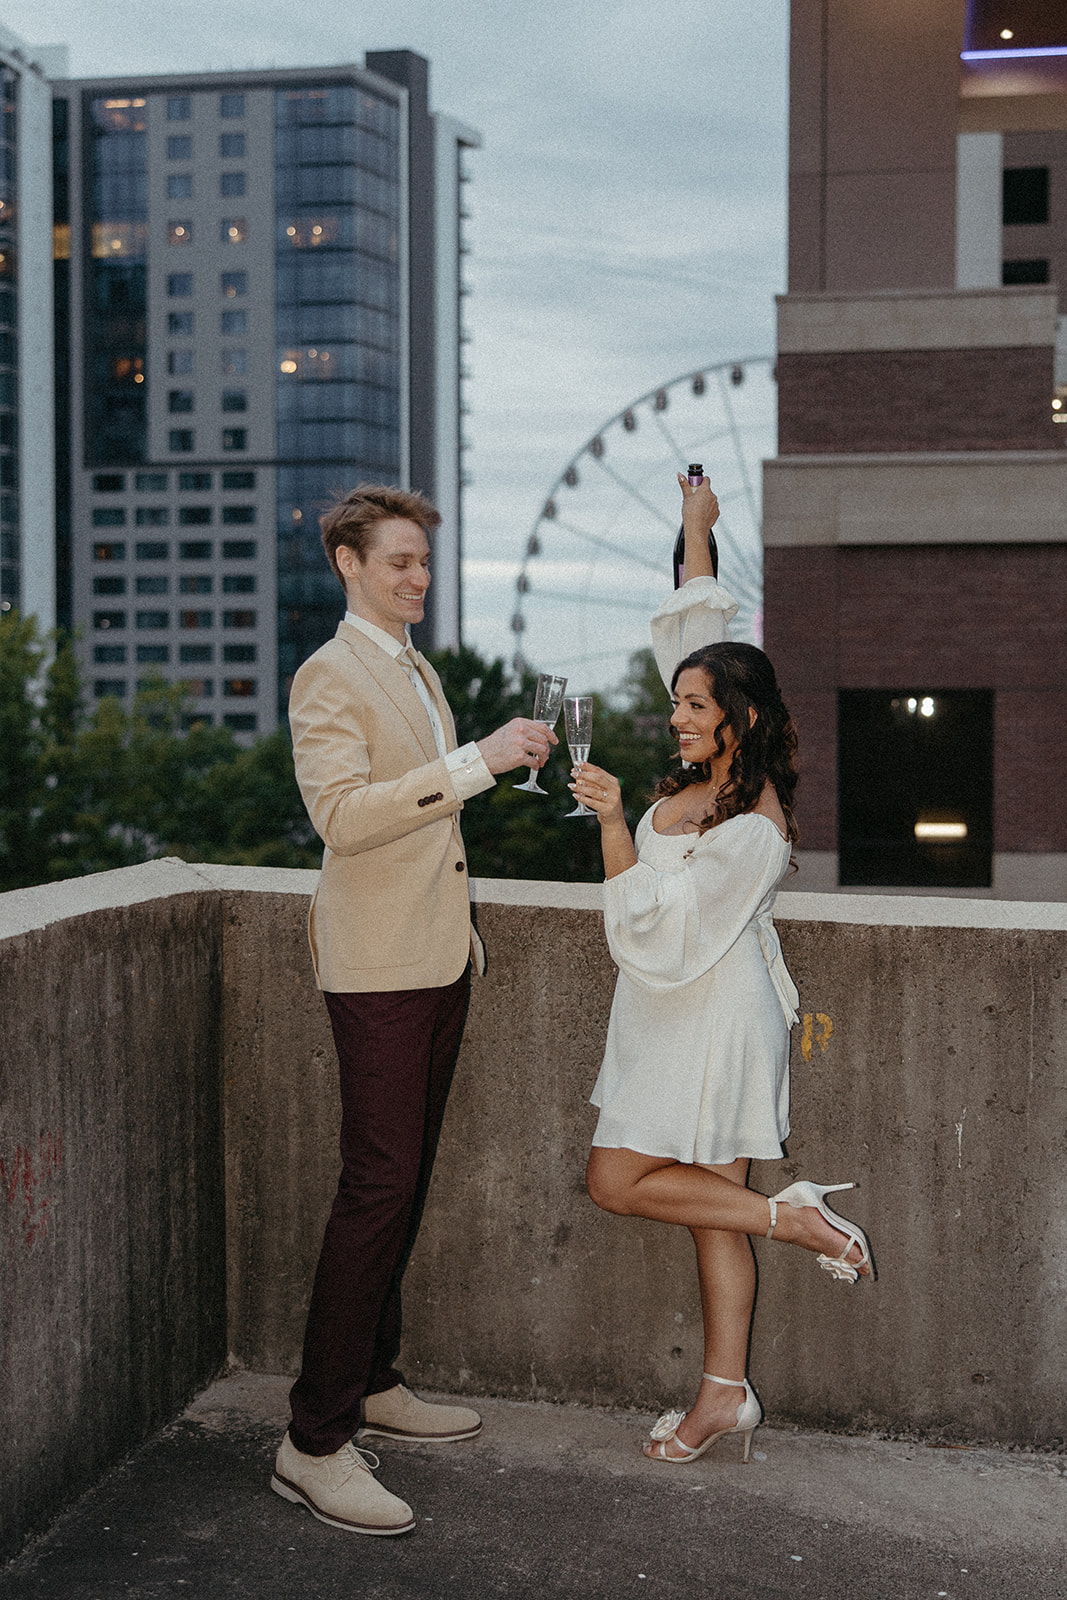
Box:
764;450;1067;469
774;889;1067;933
777;289;1057;354
3;866;1062;942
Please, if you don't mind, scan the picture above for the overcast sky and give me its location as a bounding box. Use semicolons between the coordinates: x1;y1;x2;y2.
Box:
32;0;789;689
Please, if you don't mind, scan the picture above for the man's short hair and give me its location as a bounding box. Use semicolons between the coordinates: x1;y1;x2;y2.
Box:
319;484;442;588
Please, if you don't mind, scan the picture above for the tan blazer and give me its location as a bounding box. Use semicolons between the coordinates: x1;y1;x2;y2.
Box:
289;620;485;993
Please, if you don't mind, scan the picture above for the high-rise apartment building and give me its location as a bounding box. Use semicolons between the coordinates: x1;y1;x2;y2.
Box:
764;1;1067;900
0;22;62;632
54;55;477;733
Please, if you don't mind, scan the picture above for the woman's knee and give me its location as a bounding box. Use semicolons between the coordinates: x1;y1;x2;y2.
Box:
585;1151;631;1214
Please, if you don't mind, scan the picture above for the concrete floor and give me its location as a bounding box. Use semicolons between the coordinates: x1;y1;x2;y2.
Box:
2;1372;1065;1600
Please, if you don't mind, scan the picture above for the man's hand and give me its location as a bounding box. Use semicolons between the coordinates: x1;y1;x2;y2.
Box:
477;718;558;776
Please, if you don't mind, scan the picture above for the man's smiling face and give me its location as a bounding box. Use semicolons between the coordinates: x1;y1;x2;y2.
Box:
338;517;432;641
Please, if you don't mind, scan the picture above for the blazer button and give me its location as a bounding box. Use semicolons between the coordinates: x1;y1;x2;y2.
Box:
455;860;465;872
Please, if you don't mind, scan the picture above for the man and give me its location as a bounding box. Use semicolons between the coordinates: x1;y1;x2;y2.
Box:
271;484;555;1536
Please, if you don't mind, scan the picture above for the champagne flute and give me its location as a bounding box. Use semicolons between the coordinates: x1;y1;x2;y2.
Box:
513;672;567;794
563;696;595;816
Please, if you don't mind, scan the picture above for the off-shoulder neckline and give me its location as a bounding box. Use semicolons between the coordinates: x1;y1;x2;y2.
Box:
649;800;789;845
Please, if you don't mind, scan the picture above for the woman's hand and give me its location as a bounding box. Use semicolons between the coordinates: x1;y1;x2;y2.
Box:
569;761;624;826
677;470;720;532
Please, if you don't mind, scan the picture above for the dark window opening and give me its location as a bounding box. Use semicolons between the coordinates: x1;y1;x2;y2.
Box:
1003;167;1049;227
1002;258;1049;285
838;689;994;888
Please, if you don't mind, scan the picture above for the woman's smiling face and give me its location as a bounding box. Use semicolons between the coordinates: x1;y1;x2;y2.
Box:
669;667;735;766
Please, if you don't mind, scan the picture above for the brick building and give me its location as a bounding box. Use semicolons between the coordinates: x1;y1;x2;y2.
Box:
764;0;1067;898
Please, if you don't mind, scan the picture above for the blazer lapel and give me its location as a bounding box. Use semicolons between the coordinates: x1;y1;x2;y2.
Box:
336;621;439;762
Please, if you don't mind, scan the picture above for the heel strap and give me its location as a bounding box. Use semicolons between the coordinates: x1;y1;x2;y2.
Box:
766;1196;777;1239
701;1372;748;1389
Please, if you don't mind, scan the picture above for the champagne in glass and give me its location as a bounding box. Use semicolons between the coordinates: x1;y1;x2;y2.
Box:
563;695;594;816
514;672;567;794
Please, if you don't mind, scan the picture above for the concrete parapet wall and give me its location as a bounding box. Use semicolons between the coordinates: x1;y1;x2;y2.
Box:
3;865;1066;1556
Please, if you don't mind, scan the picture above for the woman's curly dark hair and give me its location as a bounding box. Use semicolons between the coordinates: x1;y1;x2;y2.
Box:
654;642;799;841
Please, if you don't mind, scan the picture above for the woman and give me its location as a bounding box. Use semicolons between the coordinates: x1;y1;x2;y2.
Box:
571;472;873;1465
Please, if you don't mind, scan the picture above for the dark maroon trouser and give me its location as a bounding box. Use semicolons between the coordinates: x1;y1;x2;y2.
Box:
288;967;471;1457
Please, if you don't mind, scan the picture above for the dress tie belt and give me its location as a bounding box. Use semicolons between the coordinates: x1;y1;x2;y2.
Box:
756;912;800;1027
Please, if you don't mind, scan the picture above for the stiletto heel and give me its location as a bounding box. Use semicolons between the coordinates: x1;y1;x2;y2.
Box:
766;1180;875;1283
645;1373;762;1464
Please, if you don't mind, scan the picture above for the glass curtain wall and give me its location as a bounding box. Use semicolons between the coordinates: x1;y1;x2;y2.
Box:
86;95;148;464
53;96;72;631
0;67;17;613
274;82;402;712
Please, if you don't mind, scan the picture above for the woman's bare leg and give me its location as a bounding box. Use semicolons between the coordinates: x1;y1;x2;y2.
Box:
645;1158;757;1458
585;1146;869;1270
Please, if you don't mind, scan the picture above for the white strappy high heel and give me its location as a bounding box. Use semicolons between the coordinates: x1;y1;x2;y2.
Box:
766;1180;875;1283
645;1373;762;1464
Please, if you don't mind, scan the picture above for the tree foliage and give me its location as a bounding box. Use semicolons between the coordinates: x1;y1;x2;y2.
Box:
0;613;683;893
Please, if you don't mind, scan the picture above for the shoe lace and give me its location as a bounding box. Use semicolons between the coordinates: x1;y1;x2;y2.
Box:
339;1441;381;1476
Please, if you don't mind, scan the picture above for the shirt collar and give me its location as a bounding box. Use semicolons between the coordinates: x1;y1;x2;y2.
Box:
344;611;410;661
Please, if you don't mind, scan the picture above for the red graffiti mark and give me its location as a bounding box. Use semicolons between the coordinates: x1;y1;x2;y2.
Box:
2;1132;64;1250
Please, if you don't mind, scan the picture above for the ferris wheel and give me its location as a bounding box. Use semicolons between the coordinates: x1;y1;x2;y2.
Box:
510;357;776;694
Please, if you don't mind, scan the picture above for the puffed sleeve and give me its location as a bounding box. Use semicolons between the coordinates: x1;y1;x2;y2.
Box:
603;814;788;990
650;577;739;692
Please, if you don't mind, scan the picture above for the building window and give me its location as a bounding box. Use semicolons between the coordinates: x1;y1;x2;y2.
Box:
178;506;212;525
166;134;192;160
137;643;170;663
136;575;169;595
168;273;193;297
221;309;247;336
94;611;127;630
167;96;192;121
222;428;247;451
93;542;127;561
180;574;213;594
220;171;246;197
222;390;247;413
220;93;245;119
222;539;256;557
181;678;214;697
221;470;255;489
181;610;213;629
94;645;127;664
223;573;255;594
837;689;994;889
92;507;127;527
1002;259;1049;285
167;350;194;376
169;429;195;452
136;540;169;560
222;506;256;525
224;678;257;697
220;132;245;158
168;220;193;245
168;389;195;413
180;540;213;559
168;312;194;336
221;349;247;375
136;508;170;527
180;644;213;663
94;679;127;698
167;174;193;200
1003;166;1049;227
136;609;169;630
179;471;212;491
221;270;247;297
223;643;256;662
92;473;125;492
93;576;126;596
221;217;248;243
135;471;168;491
223;609;256;628
224;713;257;732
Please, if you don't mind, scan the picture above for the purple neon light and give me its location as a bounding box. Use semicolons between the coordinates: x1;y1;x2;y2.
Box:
961;47;1067;60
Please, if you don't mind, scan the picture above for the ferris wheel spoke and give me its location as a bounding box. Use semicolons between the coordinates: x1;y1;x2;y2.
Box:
646;404;688;465
587;456;677;535
715;366;760;531
541;513;664;574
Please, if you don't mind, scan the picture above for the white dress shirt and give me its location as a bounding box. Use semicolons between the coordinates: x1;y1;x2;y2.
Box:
344;612;494;801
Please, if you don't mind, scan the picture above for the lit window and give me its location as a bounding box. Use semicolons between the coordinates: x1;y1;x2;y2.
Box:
168;220;193;245
222;428;248;451
224;678;257;697
181;610;214;629
93;542;127;561
181;678;214;697
221;270;247;297
221;218;248;243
